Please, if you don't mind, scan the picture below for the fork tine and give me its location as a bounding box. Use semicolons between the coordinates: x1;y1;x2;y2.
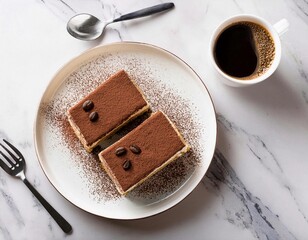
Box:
0;142;19;162
0;155;12;172
3;139;24;159
0;150;15;167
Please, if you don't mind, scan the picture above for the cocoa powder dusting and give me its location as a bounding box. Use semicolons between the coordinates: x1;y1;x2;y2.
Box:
41;53;203;203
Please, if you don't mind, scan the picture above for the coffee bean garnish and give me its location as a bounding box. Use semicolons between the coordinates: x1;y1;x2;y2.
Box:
115;147;127;156
89;111;99;122
129;144;141;154
123;160;131;171
82;100;94;112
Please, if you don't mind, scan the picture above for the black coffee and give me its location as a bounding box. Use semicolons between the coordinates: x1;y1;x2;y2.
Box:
214;21;275;80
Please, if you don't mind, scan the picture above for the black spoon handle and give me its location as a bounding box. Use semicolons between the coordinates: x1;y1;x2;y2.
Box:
113;2;174;23
23;178;72;234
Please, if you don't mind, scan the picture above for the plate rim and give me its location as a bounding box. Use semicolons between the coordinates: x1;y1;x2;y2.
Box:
33;41;217;220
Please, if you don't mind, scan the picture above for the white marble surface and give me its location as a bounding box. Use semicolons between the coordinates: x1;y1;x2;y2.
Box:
1;0;308;239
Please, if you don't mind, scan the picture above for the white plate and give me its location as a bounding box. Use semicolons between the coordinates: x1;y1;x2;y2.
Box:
34;42;217;219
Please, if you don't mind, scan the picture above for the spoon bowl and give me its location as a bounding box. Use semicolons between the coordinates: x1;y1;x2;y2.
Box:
67;2;175;41
67;14;107;41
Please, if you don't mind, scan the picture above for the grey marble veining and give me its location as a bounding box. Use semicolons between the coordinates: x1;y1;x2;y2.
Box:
0;188;24;228
1;0;308;239
0;221;12;240
0;173;6;187
204;150;297;240
292;0;308;20
217;113;308;227
217;114;283;176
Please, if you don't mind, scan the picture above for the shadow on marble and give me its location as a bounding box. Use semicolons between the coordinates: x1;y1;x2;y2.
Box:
227;58;308;114
52;122;297;239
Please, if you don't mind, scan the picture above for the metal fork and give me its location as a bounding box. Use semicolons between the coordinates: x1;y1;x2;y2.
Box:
0;139;72;233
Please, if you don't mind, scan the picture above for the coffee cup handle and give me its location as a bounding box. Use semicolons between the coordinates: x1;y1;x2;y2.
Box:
273;19;289;36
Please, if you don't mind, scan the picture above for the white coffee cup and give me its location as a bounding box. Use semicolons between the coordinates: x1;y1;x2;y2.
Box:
209;14;289;87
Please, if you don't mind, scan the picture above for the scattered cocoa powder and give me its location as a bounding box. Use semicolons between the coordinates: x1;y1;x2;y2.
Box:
40;52;203;203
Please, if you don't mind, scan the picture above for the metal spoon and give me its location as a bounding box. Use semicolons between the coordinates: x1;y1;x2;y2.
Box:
67;2;175;40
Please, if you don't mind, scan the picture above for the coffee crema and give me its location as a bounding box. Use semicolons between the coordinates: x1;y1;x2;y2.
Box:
214;21;275;80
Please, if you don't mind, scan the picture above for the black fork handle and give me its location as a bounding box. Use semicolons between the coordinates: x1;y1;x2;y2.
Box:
113;2;174;23
23;178;72;233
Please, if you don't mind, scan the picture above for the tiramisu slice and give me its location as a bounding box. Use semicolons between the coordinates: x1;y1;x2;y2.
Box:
98;111;190;195
67;70;150;152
